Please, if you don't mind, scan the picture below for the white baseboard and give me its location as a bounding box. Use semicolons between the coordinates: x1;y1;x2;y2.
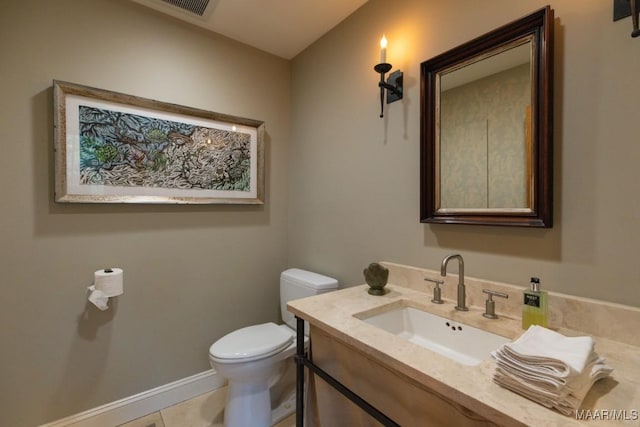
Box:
39;369;226;427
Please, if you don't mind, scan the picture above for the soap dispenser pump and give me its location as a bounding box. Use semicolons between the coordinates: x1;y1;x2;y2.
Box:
522;277;548;329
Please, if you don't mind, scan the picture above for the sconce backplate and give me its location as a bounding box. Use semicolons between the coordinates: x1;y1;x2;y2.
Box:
386;70;403;104
614;0;634;21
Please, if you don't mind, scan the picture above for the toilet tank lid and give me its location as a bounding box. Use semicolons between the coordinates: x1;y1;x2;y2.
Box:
281;268;338;290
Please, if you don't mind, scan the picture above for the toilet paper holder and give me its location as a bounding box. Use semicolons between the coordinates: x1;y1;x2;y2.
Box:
88;267;124;311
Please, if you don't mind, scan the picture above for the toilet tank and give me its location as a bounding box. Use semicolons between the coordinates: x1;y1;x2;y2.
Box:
280;268;338;330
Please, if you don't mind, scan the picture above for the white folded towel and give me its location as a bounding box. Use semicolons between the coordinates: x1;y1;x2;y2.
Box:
500;325;595;376
495;350;601;392
556;363;614;415
493;361;613;416
491;325;613;416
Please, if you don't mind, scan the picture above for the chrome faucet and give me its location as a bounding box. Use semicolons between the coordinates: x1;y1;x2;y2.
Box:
440;254;468;311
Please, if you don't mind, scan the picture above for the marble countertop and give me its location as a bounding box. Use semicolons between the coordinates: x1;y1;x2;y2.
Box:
288;283;640;426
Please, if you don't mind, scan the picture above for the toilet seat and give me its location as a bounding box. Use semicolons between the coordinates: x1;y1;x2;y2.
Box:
209;322;294;363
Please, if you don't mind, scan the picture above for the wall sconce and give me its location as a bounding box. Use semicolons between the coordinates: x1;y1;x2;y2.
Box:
613;0;640;37
631;0;639;36
373;35;403;118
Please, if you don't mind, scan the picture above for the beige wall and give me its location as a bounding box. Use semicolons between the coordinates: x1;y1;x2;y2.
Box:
0;1;290;426
289;0;640;305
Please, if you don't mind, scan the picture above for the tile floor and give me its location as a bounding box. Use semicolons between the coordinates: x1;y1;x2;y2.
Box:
117;386;295;427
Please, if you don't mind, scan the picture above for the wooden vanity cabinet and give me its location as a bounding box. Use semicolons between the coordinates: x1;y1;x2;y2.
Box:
307;326;501;427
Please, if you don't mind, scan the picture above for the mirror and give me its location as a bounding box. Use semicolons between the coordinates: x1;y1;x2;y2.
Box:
420;6;553;227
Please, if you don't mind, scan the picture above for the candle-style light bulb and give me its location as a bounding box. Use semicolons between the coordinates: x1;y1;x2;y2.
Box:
380;35;387;63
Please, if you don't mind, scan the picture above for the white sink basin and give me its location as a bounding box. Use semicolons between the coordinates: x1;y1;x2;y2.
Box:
359;306;510;366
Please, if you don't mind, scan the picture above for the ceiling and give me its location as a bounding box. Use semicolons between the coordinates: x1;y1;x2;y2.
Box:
129;0;369;59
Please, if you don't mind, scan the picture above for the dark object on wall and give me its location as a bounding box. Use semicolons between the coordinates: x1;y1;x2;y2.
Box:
373;36;403;118
613;0;640;37
373;65;403;118
420;6;554;227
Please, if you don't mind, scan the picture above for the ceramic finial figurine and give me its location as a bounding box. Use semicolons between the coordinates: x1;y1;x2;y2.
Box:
364;262;389;295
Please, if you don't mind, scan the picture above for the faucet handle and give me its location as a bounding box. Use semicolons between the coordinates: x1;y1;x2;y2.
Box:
425;277;445;304
482;289;509;319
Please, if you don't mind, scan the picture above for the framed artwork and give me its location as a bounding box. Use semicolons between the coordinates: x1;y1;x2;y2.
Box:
53;80;265;204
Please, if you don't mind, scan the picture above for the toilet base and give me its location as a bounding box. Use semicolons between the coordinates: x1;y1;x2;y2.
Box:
225;381;271;427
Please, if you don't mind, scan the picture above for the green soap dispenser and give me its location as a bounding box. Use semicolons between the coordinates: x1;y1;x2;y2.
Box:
522;277;548;329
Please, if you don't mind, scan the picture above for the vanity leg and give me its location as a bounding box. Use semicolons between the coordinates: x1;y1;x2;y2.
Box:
295;316;305;427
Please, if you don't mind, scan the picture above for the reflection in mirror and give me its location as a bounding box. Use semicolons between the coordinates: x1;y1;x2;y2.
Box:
420;6;553;227
438;40;532;211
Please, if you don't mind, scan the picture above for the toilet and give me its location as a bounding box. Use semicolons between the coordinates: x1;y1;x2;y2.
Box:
209;268;339;427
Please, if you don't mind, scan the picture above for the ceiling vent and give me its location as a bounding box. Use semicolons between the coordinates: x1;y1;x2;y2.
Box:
159;0;210;16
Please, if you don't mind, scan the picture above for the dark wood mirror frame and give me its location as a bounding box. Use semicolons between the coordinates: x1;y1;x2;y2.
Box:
420;6;553;227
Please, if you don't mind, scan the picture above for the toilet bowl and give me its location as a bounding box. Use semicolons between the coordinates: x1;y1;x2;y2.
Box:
209;269;338;427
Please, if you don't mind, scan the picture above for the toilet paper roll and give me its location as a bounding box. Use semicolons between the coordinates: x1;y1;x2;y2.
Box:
88;268;123;311
93;268;124;297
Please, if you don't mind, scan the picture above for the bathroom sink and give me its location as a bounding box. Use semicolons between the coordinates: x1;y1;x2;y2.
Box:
358;306;510;366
